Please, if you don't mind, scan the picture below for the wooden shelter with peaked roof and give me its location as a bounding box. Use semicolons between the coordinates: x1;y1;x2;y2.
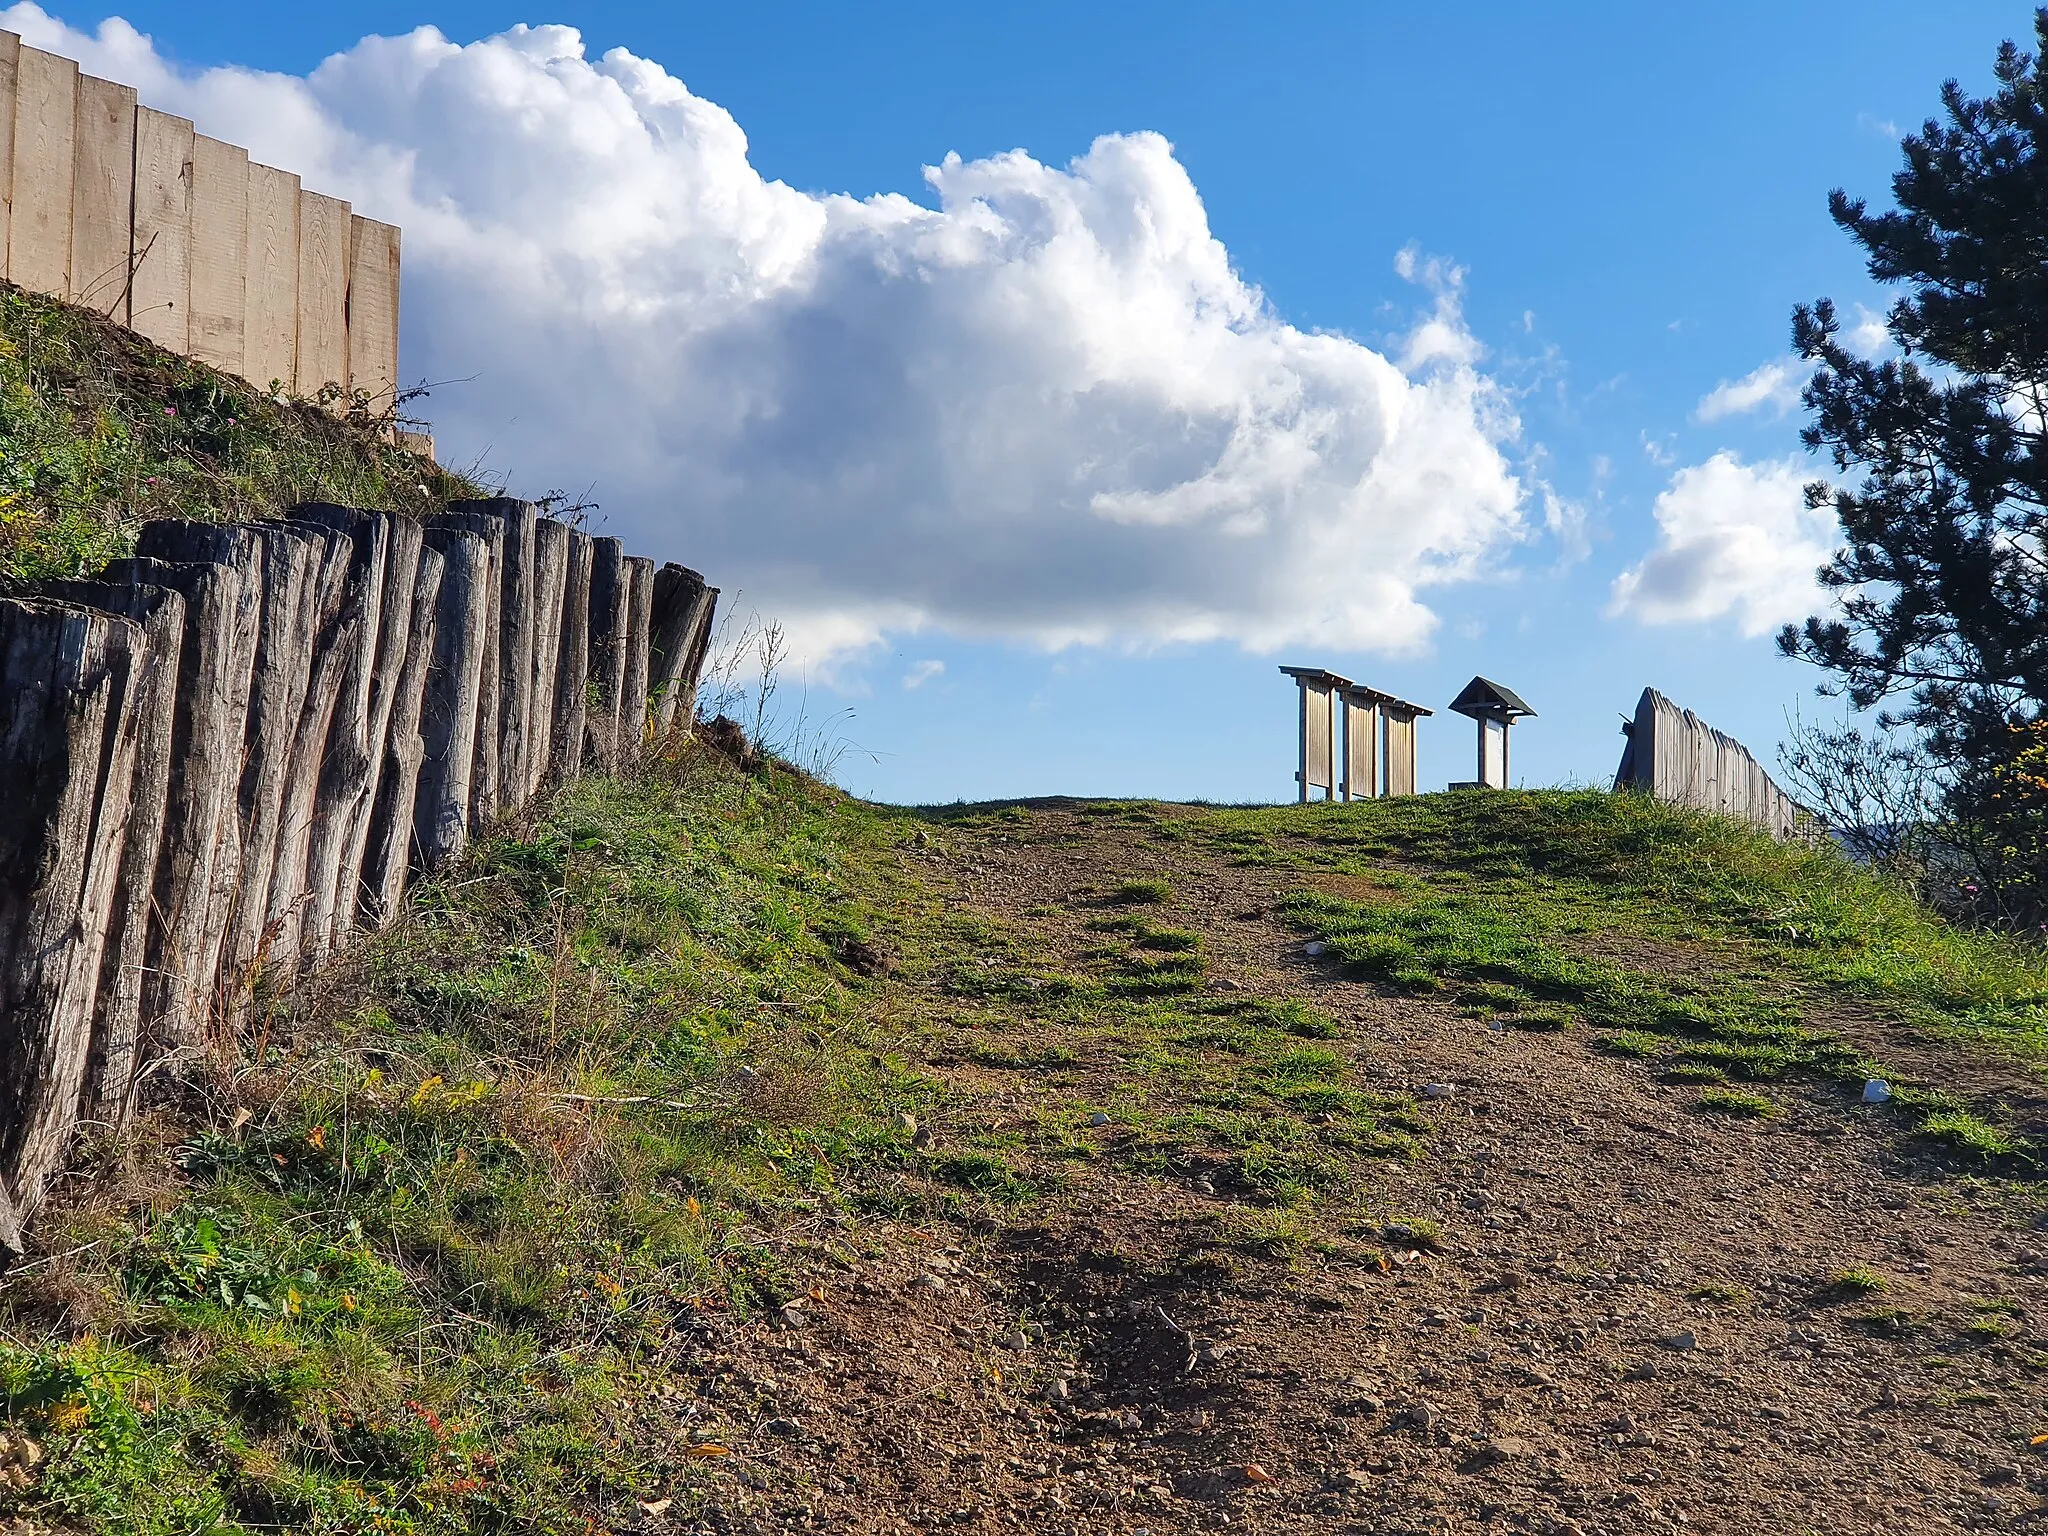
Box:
1448;675;1535;789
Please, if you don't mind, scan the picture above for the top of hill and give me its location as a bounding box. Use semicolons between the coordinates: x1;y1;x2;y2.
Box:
0;756;2044;1535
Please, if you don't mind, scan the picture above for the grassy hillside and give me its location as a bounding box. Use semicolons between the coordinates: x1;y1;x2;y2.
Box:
4;770;2047;1533
0;283;486;584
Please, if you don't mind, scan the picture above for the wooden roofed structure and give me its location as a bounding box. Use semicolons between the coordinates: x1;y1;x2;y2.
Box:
1278;666;1432;803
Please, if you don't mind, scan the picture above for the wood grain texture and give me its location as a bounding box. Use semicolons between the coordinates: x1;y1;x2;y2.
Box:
621;555;654;756
258;525;355;978
8;46;74;296
125;526;265;1046
37;578;184;1127
527;519;570;793
68;72;134;313
413;528;490;871
295;189;350;399
447;500;535;809
647;563;705;733
346;215;399;409
585;537;629;772
130;107;192;350
0;32;22;283
1342;696;1378;802
187;135;248;374
0;599;139;1236
1302;681;1333;794
550;531;592;787
243;163;300;392
1384;713;1417;798
360;542;442;928
424;511;504;827
285;505;391;965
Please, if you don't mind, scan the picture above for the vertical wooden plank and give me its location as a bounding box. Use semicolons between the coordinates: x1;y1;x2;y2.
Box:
1481;718;1506;789
296;188;350;400
586;537;629;772
447;499;534;809
648;563;708;733
37;578;183;1129
8;45;74;298
425;510;503;825
130;106;192;351
244;162;300;391
551;531;592;787
622;555;654;756
0;600;139;1236
69;72;134;314
188;135;247;375
527;519;570;792
0;32;21;282
675;586;718;730
121;527;265;1047
359;542;442;929
413;529;490;871
1302;680;1333;796
347;214;400;411
1385;712;1417;798
1342;695;1378;801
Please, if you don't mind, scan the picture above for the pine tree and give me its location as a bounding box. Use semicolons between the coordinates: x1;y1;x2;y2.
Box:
1784;9;2048;915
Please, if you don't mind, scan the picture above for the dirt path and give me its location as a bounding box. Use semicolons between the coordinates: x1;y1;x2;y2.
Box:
672;806;2048;1536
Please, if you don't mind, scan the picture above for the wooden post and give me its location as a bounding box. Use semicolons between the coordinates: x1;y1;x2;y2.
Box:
527;518;570;793
586;537;628;771
413;527;490;871
677;587;719;729
0;599;143;1238
447;499;535;811
622;555;654;756
37;577;185;1127
284;505;391;964
126;525;265;1046
258;525;357;979
551;530;592;786
359;542;443;927
215;522;323;1002
331;512;423;943
425;510;504;828
648;563;710;733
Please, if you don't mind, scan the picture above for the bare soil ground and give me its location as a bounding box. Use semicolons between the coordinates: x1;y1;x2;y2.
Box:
654;805;2048;1536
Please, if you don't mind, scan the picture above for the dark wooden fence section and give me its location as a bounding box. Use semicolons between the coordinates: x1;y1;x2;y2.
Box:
1613;686;1799;839
0;500;718;1246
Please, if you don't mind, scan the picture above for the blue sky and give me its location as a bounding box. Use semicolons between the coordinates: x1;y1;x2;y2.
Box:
39;2;2034;803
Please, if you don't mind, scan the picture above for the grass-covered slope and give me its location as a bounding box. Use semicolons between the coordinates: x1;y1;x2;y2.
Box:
1;747;923;1534
0;283;486;584
6;769;2048;1531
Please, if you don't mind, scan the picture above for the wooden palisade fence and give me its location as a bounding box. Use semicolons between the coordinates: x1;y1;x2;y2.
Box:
0;30;399;404
0;502;719;1249
1613;686;1800;839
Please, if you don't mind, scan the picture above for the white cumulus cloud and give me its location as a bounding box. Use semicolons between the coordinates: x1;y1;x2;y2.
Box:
1607;452;1835;637
6;8;1536;665
1694;359;1803;423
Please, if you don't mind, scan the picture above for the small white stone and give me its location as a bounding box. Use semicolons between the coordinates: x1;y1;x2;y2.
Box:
1862;1078;1893;1104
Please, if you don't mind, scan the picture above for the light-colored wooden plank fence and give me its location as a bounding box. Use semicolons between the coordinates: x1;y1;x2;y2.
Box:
0;503;721;1247
0;31;402;407
1613;686;1800;838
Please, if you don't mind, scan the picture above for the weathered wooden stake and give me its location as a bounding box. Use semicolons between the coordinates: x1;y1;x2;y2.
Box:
622;555;654;755
550;530;593;787
413;528;491;871
127;525;265;1045
359;543;444;928
284;505;392;965
585;537;628;771
527;518;570;794
450;499;536;811
38;578;186;1126
0;600;142;1242
425;511;503;830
